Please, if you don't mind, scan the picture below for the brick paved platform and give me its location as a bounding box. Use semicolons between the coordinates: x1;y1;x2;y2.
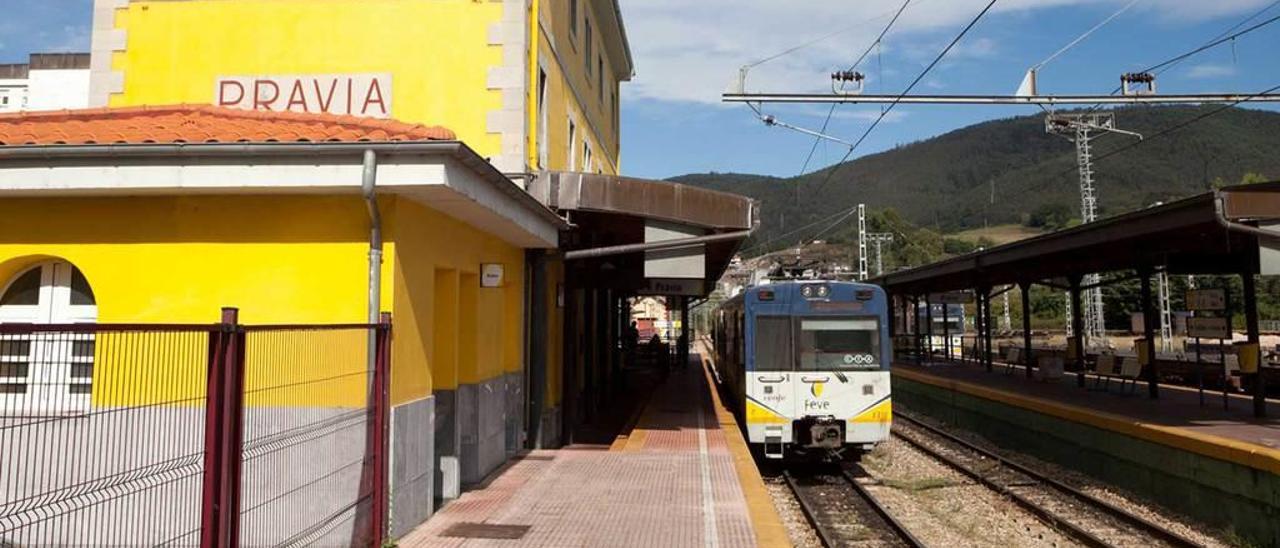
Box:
399;359;768;547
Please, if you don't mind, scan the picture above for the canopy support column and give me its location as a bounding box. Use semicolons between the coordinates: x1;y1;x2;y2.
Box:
1021;282;1033;378
1071;276;1086;388
1243;270;1265;417
1141;269;1160;399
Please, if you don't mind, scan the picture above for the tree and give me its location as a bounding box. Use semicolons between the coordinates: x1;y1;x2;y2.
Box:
1026;202;1075;231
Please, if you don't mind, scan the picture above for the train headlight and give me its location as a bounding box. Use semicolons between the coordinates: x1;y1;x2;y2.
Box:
800;286;814;298
816;285;831;298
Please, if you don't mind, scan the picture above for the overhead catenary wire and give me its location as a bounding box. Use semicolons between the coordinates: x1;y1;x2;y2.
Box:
1032;0;1141;71
799;0;914;177
813;0;1001;194
741;205;859;255
1081;8;1280;115
999;81;1280;202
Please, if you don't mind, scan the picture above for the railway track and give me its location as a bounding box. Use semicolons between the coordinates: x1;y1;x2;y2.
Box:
892;411;1204;548
782;467;927;548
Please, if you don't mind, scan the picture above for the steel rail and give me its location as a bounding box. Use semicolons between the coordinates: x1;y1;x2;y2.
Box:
891;429;1114;548
781;470;838;548
783;469;927;548
841;470;928;548
895;412;1204;548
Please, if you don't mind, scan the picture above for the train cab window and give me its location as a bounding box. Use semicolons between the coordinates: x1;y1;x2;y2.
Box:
797;317;880;371
753;316;792;371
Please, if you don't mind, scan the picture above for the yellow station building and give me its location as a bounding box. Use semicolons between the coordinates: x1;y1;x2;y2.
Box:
0;1;755;542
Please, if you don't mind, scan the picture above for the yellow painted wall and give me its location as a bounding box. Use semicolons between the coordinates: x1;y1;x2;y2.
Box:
385;197;525;404
0;195;389;407
531;0;623;174
0;194;527;408
108;0;503;158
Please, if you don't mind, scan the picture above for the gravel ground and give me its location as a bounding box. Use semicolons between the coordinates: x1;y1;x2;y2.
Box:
897;407;1236;548
859;438;1080;548
760;464;824;548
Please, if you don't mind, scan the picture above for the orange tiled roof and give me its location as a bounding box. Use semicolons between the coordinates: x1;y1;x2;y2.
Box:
0;105;456;146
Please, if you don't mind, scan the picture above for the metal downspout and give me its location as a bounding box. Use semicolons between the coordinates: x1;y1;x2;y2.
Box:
363;150;383;326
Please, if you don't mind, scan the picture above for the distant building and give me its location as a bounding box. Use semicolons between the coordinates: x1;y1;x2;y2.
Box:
0;53;91;113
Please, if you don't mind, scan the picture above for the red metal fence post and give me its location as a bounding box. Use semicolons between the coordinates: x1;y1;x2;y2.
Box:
200;307;238;548
220;308;247;544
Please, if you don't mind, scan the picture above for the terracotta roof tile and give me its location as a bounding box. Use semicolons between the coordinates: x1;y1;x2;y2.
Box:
0;104;456;146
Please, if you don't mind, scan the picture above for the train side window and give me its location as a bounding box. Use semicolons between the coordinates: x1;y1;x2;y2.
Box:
754;316;793;371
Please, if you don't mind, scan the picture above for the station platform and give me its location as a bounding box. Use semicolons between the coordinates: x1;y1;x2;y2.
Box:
894;359;1280;545
399;357;788;547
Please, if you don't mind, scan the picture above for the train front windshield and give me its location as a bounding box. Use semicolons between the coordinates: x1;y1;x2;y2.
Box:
797;317;881;371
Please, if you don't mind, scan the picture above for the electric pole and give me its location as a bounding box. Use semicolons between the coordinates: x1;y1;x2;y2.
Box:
867;233;894;276
857;204;869;281
1046;111;1141;350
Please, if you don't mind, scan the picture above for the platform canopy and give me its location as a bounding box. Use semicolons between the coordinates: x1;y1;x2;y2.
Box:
529;171;757;297
871;182;1280;294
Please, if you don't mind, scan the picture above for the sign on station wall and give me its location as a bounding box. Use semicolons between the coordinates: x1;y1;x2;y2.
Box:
1186;289;1226;311
1187;317;1231;339
930;291;974;304
215;74;392;118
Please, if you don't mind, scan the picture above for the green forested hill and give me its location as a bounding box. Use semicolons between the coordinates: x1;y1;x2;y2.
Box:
673;106;1280;254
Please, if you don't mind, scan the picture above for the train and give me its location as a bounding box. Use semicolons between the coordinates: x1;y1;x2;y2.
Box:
712;280;893;461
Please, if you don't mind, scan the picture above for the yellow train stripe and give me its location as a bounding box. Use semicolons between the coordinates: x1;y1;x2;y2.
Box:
851;398;893;423
746;399;789;424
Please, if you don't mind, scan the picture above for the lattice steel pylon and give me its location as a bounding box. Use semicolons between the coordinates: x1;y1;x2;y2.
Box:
1046;112;1141;349
1001;287;1012;334
857;204;869;281
1158;270;1173;353
867;233;894;276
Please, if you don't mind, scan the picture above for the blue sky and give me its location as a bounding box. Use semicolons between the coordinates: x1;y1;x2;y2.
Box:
4;0;1277;180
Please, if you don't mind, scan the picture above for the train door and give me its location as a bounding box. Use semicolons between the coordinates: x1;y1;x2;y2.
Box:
746;314;793;454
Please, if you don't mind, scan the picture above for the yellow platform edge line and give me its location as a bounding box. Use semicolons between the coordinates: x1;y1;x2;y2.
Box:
699;344;792;548
894;366;1280;476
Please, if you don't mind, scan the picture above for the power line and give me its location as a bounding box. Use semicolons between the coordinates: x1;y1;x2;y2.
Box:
799;0;913;177
1033;0;1141;71
741;205;859;255
813;0;1001;194
1000;81;1280;202
1081;9;1280;114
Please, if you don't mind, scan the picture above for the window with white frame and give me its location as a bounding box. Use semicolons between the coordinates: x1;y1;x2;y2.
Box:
569;0;578;40
537;68;549;169
583;140;593;173
567;117;578;171
584;19;593;82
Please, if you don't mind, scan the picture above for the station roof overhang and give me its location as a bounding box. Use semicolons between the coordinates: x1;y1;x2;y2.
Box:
0;141;568;249
529;171;758;297
871;182;1280;295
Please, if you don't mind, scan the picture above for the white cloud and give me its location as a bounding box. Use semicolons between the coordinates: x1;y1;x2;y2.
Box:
1185;63;1238;79
619;0;1274;105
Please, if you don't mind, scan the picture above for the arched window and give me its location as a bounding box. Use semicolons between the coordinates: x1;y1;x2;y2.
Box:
0;261;97;413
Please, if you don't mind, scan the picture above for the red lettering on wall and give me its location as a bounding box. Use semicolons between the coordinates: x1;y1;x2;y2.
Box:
362;80;387;116
313;80;338;113
253;80;280;111
218;81;245;107
345;80;353;115
285;81;309;112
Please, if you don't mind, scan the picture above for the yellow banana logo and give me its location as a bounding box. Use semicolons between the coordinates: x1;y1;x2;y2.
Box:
810;382;825;397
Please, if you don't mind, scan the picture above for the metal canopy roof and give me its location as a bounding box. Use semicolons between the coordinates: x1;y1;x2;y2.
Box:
529;171;758;296
872;182;1280;295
